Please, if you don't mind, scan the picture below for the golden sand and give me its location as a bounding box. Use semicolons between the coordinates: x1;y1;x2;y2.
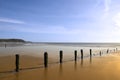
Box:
1;52;120;80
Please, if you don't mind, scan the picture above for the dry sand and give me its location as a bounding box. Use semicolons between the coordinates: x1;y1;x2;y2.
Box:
1;52;120;80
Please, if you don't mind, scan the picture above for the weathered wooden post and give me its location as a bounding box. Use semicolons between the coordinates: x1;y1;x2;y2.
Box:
100;51;102;56
81;49;83;59
60;50;63;63
116;48;117;52
113;49;114;52
107;49;109;53
44;52;48;68
89;49;92;64
74;50;77;61
90;49;92;58
15;54;19;72
5;44;6;48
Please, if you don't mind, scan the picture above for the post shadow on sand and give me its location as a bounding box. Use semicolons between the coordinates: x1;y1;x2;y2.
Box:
0;70;14;73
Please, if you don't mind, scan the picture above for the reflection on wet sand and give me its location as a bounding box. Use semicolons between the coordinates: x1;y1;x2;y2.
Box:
59;63;63;76
74;61;77;70
90;56;92;64
81;59;83;67
1;53;120;80
15;72;19;80
44;68;48;80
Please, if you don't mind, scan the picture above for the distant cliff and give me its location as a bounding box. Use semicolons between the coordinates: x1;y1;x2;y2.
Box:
0;39;26;42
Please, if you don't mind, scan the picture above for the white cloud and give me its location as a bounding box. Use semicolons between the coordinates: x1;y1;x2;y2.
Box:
103;0;111;18
112;12;120;27
0;17;25;24
104;0;111;12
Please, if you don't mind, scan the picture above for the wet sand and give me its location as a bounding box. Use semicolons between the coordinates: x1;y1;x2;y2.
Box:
1;52;120;80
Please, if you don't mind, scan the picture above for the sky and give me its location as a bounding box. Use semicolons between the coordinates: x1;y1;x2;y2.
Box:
0;0;120;42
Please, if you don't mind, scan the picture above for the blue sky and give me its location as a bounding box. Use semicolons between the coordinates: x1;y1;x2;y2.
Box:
0;0;120;42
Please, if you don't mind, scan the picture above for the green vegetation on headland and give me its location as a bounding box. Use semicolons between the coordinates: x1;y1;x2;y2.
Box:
0;39;25;42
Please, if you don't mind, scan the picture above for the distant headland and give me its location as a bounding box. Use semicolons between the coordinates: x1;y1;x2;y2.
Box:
0;39;26;43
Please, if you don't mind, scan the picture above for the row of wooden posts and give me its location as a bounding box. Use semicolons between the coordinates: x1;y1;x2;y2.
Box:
15;49;116;72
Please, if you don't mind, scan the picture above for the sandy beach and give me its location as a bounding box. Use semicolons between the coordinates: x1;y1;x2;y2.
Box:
0;51;120;80
1;0;120;79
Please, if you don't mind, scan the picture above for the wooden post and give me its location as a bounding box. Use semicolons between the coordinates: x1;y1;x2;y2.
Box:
15;54;19;72
107;49;109;53
74;50;77;61
100;51;101;56
113;49;114;52
116;48;117;52
90;49;92;58
60;50;63;63
44;52;48;68
81;49;83;59
5;44;6;48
